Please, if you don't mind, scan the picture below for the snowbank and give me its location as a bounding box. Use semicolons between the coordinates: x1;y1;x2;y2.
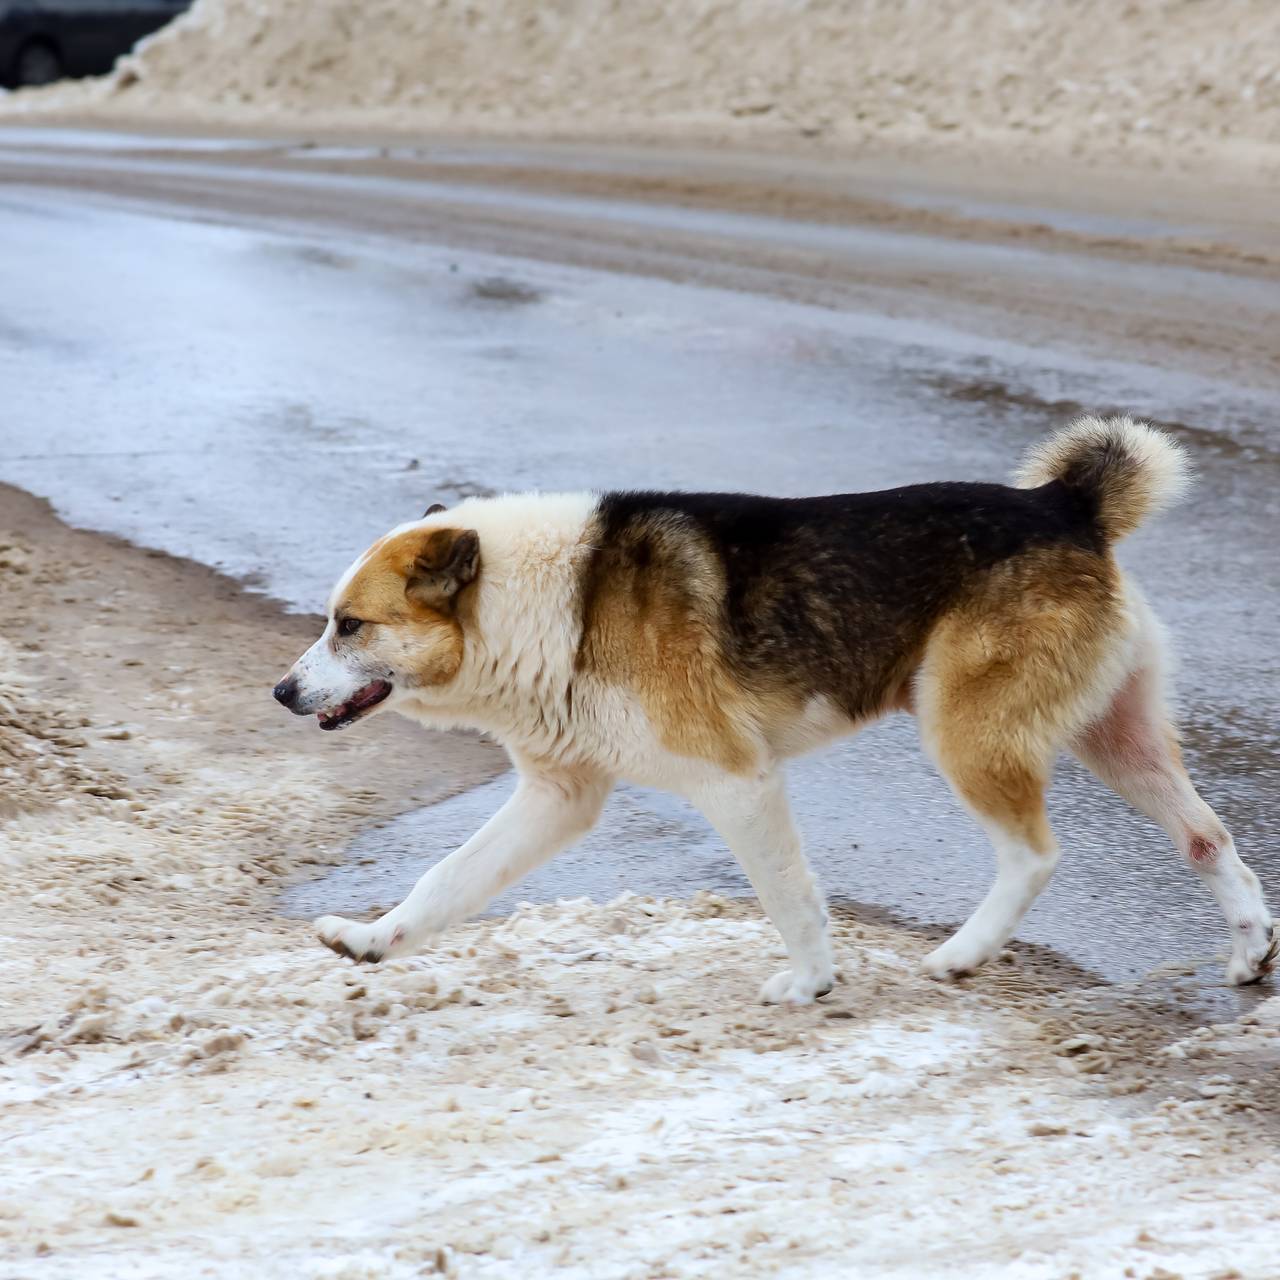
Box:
6;874;1280;1278
5;1;1280;175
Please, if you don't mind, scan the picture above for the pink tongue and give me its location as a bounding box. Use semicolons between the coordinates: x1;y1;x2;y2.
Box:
318;682;386;722
351;681;386;708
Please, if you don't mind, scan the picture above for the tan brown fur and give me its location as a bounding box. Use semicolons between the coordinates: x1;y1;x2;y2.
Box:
918;544;1128;852
338;528;470;688
576;516;771;774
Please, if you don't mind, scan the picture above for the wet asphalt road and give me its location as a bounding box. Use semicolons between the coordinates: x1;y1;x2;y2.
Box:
1;129;1277;996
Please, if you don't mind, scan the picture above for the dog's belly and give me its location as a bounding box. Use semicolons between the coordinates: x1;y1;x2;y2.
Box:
567;686;860;791
766;694;862;759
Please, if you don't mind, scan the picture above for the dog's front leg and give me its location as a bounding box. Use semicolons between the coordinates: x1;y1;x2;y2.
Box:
316;766;612;963
691;769;835;1005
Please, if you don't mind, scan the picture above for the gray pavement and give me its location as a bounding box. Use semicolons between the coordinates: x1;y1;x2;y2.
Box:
2;130;1277;994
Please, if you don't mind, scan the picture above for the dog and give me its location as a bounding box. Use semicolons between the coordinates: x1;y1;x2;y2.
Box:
273;417;1276;1002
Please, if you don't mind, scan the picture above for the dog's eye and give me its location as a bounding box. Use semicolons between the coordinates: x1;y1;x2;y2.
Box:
337;617;364;637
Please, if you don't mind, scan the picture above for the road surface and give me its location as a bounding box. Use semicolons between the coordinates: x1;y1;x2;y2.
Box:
1;126;1277;996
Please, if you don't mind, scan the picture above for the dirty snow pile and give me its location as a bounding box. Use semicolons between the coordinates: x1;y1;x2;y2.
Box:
7;878;1280;1279
6;0;1280;175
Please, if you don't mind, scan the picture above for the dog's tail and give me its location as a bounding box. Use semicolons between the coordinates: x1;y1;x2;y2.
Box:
1014;415;1190;543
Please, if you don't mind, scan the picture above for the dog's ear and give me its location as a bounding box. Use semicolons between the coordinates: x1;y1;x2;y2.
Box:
423;502;446;518
406;528;480;609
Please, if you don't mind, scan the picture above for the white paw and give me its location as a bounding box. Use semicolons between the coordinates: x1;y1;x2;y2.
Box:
922;933;1001;980
759;968;834;1006
315;914;409;964
1225;919;1277;986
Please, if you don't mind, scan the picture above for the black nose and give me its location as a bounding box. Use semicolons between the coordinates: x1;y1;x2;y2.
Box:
273;676;299;709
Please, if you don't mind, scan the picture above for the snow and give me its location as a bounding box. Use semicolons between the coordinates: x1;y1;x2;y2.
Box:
5;1;1280;177
5;876;1280;1277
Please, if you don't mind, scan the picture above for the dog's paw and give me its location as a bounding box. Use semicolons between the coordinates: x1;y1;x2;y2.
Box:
315;915;407;964
759;968;834;1006
1225;919;1277;986
921;934;999;980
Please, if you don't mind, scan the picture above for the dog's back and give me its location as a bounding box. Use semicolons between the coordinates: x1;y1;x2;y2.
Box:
585;474;1107;724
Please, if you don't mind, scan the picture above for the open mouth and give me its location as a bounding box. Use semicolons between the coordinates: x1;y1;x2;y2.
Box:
317;679;392;731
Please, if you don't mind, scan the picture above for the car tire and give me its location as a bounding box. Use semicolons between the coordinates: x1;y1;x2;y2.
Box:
15;40;63;88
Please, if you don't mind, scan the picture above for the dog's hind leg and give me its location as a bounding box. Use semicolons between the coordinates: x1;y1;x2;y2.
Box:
918;731;1060;980
912;550;1128;979
691;768;835;1005
1072;639;1276;985
316;764;612;963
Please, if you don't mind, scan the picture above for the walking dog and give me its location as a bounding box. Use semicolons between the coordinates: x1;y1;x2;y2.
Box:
273;417;1276;1001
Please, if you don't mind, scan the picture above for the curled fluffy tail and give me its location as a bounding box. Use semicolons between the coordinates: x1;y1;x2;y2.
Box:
1015;415;1190;543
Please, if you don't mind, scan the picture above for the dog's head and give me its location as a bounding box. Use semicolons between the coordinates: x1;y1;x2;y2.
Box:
273;514;479;731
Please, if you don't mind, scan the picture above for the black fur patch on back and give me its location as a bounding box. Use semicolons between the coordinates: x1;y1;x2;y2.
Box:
586;481;1100;720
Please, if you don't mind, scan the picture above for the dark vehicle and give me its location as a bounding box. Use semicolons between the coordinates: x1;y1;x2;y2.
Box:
0;0;190;89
